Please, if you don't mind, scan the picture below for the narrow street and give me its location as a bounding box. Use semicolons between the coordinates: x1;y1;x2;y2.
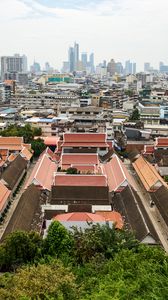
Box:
124;159;168;252
0;160;36;240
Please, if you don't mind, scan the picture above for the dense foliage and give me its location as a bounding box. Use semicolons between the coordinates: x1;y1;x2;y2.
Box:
1;124;46;156
129;108;140;121
0;221;167;299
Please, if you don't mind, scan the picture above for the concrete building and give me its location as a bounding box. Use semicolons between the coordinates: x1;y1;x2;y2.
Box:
1;54;27;81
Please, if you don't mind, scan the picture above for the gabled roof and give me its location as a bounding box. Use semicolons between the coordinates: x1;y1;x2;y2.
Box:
61;153;99;166
20;147;33;161
1;155;27;190
25;154;56;191
0;180;11;213
54;174;107;187
0;137;23;151
133;155;167;191
143;145;155;155
112;186;160;244
63;133;106;143
54;212;105;222
155;137;168;148
102;154;136;192
1;185;42;240
41;147;56;161
62;133;109;148
42;136;60;146
95;211;123;229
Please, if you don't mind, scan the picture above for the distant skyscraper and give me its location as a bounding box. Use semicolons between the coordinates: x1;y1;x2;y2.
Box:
125;60;132;75
74;42;79;71
107;59;116;76
68;47;75;73
1;54;27;81
81;52;88;68
144;62;150;72
133;63;136;74
116;62;123;74
30;62;41;73
89;53;95;73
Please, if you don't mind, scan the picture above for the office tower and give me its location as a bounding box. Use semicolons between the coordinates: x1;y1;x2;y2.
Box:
1;54;27;81
133;63;136;74
68;47;74;73
159;62;164;71
103;60;107;68
45;62;50;72
62;61;70;73
89;53;95;73
144;62;150;72
81;52;88;68
30;62;41;73
116;62;123;74
74;42;79;71
107;59;116;76
125;60;132;75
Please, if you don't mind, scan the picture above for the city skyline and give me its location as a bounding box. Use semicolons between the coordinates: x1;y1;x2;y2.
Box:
0;0;168;70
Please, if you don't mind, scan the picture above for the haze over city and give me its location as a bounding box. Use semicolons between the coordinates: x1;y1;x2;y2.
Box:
0;0;168;70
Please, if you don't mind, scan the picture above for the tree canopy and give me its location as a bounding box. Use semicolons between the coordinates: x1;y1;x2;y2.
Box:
0;223;167;299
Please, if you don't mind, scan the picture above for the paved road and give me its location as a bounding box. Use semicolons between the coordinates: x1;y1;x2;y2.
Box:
0;160;36;240
124;160;168;252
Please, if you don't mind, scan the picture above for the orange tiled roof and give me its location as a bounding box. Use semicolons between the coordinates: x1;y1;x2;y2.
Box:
20;147;33;161
54;212;105;222
95;211;124;229
133;155;167;191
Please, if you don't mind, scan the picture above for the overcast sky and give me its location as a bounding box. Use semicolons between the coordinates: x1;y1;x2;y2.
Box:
0;0;168;71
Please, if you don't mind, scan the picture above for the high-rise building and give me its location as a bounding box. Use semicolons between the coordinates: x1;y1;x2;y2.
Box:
30;62;41;73
144;63;150;72
116;62;123;74
125;60;132;75
89;53;95;73
107;59;116;76
68;47;74;73
74;42;79;71
81;52;88;69
133;63;136;74
1;54;27;81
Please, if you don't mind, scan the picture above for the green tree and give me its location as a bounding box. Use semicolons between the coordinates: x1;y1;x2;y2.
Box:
129;108;140;121
31;138;46;157
0;231;43;271
0;261;77;300
72;223;138;264
66;167;79;174
43;221;74;258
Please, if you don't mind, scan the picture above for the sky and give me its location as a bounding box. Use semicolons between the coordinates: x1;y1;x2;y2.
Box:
0;0;168;71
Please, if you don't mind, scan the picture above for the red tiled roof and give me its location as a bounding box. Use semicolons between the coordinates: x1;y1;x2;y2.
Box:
25;154;57;191
54;212;105;222
155;138;168;147
54;174;107;187
62;142;109;148
0;137;23;151
61;154;99;166
0;149;8;162
20;147;33;161
63;133;106;143
143;145;155;154
102;154;136;192
95;211;124;229
42;136;60;146
0;180;11;212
